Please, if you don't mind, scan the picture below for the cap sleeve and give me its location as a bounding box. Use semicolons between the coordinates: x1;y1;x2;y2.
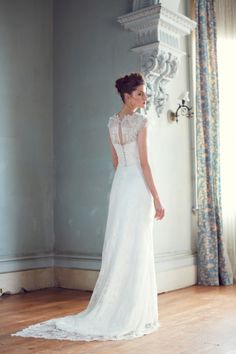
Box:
107;116;112;129
138;114;149;131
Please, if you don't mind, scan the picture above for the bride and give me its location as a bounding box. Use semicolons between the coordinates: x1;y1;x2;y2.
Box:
12;72;165;341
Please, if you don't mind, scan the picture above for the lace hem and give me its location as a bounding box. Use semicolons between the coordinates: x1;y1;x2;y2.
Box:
12;320;161;342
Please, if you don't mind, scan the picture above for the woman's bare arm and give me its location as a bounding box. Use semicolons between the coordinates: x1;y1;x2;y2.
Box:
108;132;118;170
137;126;160;201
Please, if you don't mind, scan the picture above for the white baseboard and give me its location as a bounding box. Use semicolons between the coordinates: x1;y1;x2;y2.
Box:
0;252;197;295
53;251;197;293
0;254;54;273
0;268;54;295
54;267;98;291
0;265;197;295
54;264;197;294
156;265;197;293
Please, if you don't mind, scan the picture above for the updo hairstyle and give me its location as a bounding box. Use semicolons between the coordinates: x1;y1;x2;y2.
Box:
115;72;145;103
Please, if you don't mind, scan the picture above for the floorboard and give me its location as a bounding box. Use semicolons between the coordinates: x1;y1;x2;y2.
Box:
1;285;236;354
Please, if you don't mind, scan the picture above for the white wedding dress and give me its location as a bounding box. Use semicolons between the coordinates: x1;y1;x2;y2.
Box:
12;112;160;341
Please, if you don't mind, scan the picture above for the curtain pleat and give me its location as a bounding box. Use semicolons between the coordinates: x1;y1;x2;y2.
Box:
195;0;233;285
216;0;236;282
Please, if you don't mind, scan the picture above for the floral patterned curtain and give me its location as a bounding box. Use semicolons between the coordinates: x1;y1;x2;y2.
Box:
195;0;233;285
216;0;236;283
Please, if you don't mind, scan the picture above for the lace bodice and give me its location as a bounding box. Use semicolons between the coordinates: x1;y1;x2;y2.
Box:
107;112;149;167
107;112;148;145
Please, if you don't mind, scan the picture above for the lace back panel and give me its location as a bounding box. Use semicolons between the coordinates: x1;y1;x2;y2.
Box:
107;112;148;146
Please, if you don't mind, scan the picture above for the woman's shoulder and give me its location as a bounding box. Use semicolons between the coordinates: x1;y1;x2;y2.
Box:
135;112;149;129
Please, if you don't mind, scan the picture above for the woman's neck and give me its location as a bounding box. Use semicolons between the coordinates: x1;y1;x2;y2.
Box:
118;106;137;118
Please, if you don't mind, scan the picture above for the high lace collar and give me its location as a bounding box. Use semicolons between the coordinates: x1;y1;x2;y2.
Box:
114;112;138;121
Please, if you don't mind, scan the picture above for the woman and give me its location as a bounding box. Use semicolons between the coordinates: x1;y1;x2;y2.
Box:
12;72;165;341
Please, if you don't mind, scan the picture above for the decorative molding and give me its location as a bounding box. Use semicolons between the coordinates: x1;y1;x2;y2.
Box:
0;254;54;273
118;5;195;40
55;251;197;273
54;253;101;270
155;250;197;271
0;251;196;274
140;48;179;114
117;3;196;117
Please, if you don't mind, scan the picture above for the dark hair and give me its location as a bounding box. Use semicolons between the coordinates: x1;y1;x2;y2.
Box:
115;72;145;103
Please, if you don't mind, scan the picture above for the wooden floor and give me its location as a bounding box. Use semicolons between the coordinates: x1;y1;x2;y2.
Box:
1;285;236;354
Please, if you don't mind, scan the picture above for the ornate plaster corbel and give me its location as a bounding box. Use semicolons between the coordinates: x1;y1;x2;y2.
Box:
117;1;196;117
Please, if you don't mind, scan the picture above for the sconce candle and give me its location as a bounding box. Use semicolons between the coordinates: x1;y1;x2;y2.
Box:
169;91;194;123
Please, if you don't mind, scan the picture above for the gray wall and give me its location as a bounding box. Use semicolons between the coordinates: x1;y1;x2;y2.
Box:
0;0;54;271
53;0;138;259
0;0;195;287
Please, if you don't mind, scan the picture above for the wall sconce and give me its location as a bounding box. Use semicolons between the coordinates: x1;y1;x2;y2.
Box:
168;92;194;123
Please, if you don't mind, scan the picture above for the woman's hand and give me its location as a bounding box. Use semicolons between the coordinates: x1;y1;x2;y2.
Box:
153;197;165;220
